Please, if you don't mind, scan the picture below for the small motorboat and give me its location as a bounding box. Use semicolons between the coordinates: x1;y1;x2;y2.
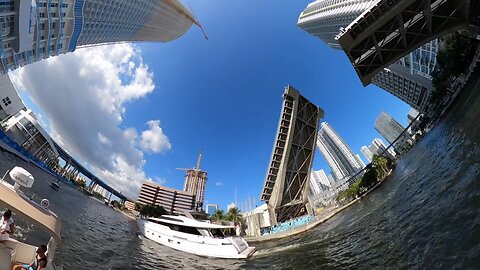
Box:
137;212;256;259
0;166;63;269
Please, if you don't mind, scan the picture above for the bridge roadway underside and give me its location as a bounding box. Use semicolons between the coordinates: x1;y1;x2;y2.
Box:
338;0;472;86
53;141;128;202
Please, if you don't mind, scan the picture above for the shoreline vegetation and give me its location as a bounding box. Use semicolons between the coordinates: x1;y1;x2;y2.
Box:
336;155;393;205
246;168;394;243
246;155;395;243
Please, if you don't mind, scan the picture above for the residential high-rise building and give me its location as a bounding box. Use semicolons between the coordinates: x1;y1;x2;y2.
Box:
356;154;366;168
0;0;196;73
370;138;396;159
361;146;374;162
317;122;364;182
183;169;207;210
137;182;195;214
297;0;439;113
374;112;406;146
310;169;332;196
297;0;376;49
407;108;420;124
0;74;25;121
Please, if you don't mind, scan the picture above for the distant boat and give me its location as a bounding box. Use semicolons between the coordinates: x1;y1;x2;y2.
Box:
49;180;60;190
137;213;256;259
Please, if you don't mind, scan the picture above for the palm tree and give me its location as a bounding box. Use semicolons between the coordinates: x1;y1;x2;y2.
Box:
211;209;225;221
226;207;244;226
372;155;389;178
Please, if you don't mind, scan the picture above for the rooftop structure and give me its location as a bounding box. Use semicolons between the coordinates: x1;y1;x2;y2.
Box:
260;85;324;224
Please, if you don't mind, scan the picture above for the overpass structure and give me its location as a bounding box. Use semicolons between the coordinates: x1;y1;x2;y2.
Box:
53;141;129;202
261;85;324;224
337;0;474;85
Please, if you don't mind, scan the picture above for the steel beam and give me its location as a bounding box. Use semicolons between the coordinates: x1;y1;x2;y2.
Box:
338;0;472;85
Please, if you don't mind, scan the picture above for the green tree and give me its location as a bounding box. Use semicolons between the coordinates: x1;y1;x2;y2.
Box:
372;155;389;178
430;33;476;105
135;202;144;211
226;207;244;226
359;165;378;189
211;209;225;221
138;204;168;218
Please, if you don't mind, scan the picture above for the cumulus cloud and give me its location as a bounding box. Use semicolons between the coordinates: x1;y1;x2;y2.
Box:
140;120;172;153
10;44;169;197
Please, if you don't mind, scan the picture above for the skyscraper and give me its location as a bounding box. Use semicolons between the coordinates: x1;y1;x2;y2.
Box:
0;0;195;73
361;146;373;162
310;169;332;195
316;122;364;182
297;0;439;113
297;0;376;49
374;112;406;146
370;138;396;160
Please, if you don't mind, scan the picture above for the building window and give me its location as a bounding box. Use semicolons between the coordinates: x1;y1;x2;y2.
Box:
2;97;11;106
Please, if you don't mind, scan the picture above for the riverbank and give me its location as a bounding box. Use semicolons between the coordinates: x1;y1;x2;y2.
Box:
246;169;393;243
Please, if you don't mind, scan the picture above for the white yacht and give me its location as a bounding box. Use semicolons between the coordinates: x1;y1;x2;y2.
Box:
0;167;63;270
137;214;256;259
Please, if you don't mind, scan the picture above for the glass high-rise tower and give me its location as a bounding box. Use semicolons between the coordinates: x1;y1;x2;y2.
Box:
374;112;406;146
316;122;364;182
298;0;439;113
0;0;195;73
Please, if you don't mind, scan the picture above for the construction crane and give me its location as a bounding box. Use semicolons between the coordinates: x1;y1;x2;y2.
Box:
176;149;204;210
164;0;208;40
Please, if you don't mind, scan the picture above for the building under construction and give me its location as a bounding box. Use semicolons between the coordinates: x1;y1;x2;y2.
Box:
183;169;207;210
177;150;208;211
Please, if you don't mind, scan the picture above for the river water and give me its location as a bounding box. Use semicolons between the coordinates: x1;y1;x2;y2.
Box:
1;76;480;269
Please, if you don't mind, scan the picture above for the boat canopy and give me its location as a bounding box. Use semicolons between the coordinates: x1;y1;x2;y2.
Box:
0;182;62;243
150;215;236;229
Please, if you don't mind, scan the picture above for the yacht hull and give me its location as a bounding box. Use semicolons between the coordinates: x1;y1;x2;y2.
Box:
137;219;255;259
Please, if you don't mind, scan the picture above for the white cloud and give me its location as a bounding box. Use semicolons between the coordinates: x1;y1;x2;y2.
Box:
97;132;110;145
215;182;223;186
139;120;172;153
10;44;169;198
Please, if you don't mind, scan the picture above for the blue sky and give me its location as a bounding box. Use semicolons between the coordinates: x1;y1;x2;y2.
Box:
126;1;410;209
15;1;410;210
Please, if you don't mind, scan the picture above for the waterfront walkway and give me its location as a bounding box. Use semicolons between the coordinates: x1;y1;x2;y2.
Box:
246;170;393;243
